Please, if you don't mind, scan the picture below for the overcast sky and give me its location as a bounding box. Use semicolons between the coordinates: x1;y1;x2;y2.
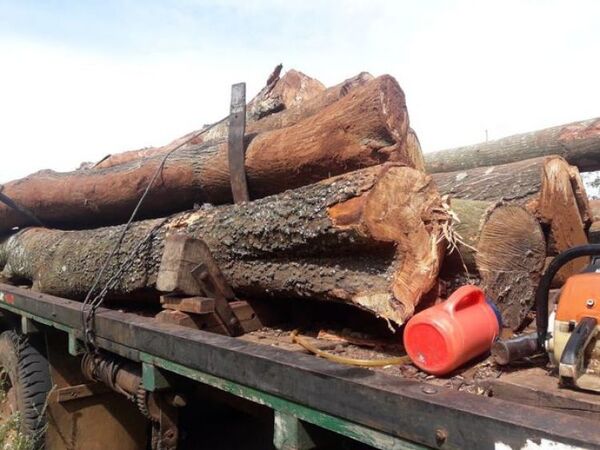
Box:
0;0;598;182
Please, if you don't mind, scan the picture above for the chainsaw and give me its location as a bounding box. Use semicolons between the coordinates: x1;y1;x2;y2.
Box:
492;244;600;392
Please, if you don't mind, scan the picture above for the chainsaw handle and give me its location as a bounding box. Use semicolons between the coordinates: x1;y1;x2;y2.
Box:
536;244;600;348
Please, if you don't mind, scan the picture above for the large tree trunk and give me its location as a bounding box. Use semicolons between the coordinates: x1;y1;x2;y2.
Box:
538;157;590;282
93;71;372;170
432;157;548;205
0;165;448;326
445;199;546;329
425;117;600;173
434;156;590;284
0;75;415;233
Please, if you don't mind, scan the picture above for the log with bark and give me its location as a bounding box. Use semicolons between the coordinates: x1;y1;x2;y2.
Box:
538;157;591;282
425;117;600;174
445;199;546;329
0;75;416;233
433;156;590;278
93;70;372;170
93;67;328;169
432;157;549;205
0;165;448;326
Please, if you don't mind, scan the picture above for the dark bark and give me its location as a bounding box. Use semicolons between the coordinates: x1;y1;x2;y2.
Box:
425;117;600;173
0;75;414;233
0;165;448;325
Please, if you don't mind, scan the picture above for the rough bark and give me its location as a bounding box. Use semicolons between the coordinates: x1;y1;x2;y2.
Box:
0;75;414;232
93;71;371;170
432;157;548;205
425;117;600;173
446;199;546;329
0;165;448;326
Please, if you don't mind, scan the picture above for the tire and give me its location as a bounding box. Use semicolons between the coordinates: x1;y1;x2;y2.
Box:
0;330;51;449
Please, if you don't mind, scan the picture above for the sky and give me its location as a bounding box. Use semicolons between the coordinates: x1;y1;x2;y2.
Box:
0;0;599;183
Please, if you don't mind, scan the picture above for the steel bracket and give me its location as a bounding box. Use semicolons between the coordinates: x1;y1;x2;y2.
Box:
143;362;171;392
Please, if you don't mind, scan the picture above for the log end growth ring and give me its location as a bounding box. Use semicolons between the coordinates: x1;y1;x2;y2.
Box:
476;205;546;329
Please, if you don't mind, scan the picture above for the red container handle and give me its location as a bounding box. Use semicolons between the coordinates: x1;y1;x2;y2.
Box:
442;285;486;317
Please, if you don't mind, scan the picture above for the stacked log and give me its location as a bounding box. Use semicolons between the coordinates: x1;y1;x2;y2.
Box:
425;117;600;174
441;199;546;329
0;74;412;232
0;165;448;326
93;70;372;170
434;156;591;328
0;64;594;335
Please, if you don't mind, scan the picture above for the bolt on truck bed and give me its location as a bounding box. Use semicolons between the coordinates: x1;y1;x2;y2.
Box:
0;283;597;450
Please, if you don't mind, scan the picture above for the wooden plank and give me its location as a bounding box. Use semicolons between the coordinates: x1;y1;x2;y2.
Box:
160;295;215;314
156;235;204;296
56;382;111;403
155;300;262;335
482;367;600;420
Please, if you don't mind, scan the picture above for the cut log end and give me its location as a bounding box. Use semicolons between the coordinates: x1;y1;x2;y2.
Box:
539;156;589;279
476;205;546;329
329;166;448;324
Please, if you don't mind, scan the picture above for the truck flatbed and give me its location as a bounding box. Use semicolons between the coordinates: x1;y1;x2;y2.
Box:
0;283;597;450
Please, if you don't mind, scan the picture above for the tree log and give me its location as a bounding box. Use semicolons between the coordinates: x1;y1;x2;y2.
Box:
94;71;372;170
0;75;415;232
446;199;546;329
432;157;548;205
433;156;591;283
538;157;590;282
0;165;448;326
425;117;600;173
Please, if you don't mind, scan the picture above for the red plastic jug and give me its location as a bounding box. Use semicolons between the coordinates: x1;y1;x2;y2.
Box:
403;285;501;375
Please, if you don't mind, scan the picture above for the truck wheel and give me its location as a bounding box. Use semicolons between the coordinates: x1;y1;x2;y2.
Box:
0;330;51;448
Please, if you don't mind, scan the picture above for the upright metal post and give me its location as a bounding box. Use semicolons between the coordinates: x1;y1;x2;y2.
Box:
228;82;249;203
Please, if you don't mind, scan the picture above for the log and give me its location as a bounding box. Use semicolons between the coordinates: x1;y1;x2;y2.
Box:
447;199;546;329
94;71;371;170
434;156;590;284
425;117;600;173
538;157;590;280
0;75;414;233
0;165;448;325
432;157;548;205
